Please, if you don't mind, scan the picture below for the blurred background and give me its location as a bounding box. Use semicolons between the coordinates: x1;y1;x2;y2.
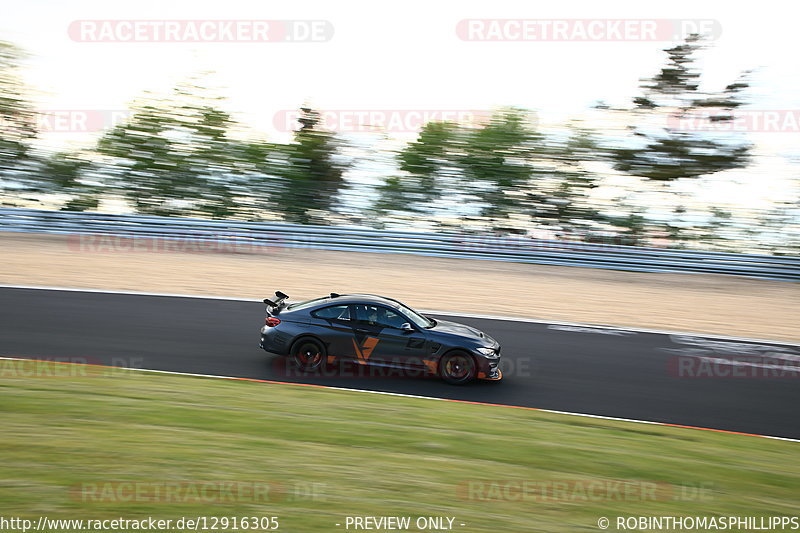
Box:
1;0;798;255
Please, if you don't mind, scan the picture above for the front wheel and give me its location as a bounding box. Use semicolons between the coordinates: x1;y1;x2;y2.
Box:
290;338;326;372
439;351;476;385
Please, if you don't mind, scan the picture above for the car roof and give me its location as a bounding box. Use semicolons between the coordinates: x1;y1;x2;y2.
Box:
292;293;405;310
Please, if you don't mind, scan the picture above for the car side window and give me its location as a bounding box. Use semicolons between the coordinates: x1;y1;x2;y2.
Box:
312;305;351;321
353;304;406;329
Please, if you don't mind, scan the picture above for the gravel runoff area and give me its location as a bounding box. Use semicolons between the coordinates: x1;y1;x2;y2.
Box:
0;232;797;342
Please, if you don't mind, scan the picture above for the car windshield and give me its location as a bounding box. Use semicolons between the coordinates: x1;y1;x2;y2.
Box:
394;302;435;329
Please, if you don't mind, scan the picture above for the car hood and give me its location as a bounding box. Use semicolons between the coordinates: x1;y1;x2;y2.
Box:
428;319;496;345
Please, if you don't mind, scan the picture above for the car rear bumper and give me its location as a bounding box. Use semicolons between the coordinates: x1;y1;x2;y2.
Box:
259;326;291;355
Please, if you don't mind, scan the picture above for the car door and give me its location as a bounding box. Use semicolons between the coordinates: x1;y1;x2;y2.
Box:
310;304;358;360
350;304;428;369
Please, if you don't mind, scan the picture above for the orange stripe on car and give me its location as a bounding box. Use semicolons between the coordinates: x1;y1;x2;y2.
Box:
422;359;438;374
352;336;379;362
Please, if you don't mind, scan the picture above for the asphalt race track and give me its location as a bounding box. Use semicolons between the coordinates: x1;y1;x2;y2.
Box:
1;287;798;439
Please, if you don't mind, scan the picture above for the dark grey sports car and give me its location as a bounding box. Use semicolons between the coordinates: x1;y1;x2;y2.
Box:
259;291;502;384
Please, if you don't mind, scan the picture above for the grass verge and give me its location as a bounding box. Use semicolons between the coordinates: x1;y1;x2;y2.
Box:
0;361;798;532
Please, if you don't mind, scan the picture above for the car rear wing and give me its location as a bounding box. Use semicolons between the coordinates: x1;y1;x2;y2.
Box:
263;291;289;312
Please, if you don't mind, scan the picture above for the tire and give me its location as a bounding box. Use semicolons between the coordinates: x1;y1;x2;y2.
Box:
438;350;477;385
290;338;326;372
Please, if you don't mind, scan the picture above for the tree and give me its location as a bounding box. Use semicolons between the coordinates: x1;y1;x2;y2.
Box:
523;125;603;230
459;109;541;221
40;151;98;211
373;121;461;221
95;80;248;217
381;109;540;227
0;41;37;200
269;107;348;224
612;35;751;183
378;109;603;232
603;35;753;244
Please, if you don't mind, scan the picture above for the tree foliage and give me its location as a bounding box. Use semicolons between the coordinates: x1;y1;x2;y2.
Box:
0;41;37;195
0;36;793;255
381;109;601;231
269;107;348;224
611;35;752;182
96;83;253;217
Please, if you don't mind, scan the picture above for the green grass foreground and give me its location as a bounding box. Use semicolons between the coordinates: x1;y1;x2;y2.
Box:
0;361;798;532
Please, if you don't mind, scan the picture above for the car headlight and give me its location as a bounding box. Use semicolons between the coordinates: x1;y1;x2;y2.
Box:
476;347;499;358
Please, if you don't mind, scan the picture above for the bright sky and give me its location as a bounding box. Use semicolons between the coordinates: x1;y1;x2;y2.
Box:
2;0;799;209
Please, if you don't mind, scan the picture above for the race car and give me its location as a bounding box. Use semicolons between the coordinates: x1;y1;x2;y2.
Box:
259;291;502;384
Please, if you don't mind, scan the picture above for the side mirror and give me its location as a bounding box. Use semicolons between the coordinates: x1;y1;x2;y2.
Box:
401;322;414;333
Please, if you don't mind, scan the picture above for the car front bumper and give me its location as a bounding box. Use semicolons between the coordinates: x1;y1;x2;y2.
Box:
476;353;502;381
479;367;502;381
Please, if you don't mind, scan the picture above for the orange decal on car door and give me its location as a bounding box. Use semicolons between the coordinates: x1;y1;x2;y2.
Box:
352;336;379;363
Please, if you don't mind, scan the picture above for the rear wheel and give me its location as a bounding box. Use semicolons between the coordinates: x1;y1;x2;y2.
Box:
439;351;476;385
290;338;325;372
